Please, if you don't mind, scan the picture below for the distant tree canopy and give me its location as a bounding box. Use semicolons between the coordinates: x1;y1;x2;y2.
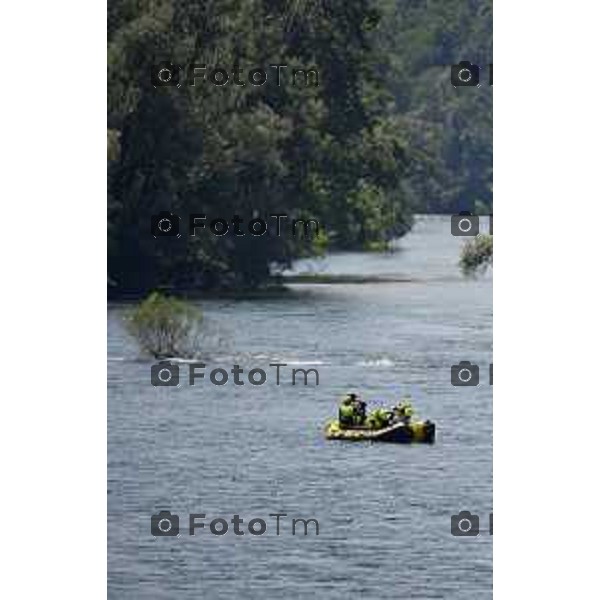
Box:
108;0;492;295
379;0;492;214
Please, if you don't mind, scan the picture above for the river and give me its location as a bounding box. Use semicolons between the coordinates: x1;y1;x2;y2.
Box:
108;214;493;599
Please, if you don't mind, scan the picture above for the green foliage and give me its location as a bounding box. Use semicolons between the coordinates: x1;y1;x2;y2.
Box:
126;292;203;358
460;234;493;274
107;0;493;293
107;0;413;294
379;0;492;214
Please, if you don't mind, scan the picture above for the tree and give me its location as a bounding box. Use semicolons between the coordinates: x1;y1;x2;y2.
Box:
107;0;413;295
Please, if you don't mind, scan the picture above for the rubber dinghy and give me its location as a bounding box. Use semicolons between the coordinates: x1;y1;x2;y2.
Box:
324;420;436;443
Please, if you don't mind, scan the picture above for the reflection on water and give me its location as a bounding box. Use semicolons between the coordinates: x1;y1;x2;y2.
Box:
108;216;492;599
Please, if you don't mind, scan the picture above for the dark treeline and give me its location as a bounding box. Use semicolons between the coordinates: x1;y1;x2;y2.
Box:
108;0;491;295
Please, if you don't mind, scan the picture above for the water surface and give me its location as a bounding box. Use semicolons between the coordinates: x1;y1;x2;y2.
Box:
108;215;492;599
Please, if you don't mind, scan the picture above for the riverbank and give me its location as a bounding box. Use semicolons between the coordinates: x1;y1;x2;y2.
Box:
108;274;426;302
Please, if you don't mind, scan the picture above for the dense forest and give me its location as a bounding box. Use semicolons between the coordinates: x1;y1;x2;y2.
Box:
380;0;492;213
108;0;492;295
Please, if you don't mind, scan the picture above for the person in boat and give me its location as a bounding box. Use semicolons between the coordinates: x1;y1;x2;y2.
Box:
339;395;356;429
393;399;415;424
351;393;367;426
339;393;366;428
366;406;393;430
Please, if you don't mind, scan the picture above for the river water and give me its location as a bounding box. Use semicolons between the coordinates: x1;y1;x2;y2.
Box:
108;215;492;599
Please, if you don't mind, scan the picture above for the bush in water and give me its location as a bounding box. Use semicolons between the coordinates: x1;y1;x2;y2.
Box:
127;292;202;358
460;234;493;274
